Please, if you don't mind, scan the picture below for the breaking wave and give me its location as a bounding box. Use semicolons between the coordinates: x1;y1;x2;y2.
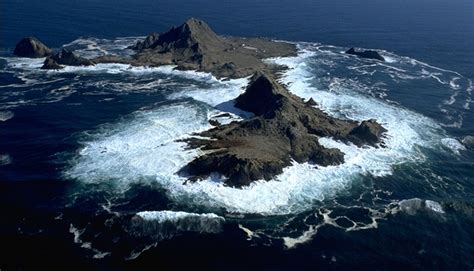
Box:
0;111;14;121
132;210;225;236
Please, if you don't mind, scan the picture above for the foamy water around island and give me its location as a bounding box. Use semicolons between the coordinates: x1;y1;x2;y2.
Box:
1;37;471;258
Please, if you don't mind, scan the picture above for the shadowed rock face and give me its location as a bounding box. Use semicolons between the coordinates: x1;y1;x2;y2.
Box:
180;72;386;187
131;18;223;52
345;47;385;61
14;37;52;58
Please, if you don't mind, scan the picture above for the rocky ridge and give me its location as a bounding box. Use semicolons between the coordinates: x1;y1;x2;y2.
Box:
180;72;386;187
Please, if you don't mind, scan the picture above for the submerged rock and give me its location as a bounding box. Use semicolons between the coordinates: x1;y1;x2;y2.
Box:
345;47;385;61
180;72;386;187
14;37;52;58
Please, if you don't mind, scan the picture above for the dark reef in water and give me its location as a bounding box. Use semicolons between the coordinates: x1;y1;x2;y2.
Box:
180;72;386;187
14;18;387;187
345;47;385;61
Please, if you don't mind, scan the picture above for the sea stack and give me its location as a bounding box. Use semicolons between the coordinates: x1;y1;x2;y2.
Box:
345;47;385;61
179;72;386;187
14;37;52;58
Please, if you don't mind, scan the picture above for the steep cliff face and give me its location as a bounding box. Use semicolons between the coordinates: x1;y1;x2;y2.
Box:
180;72;386;187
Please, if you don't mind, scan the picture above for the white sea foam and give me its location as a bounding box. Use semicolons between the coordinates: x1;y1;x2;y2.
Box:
66;85;443;215
69;224;111;259
62;37;141;58
0;154;12;166
168;76;249;107
67;43;456;216
5;57;45;70
283;206;384;248
129;210;225;257
425;200;444;214
440;138;466;154
382;55;397;63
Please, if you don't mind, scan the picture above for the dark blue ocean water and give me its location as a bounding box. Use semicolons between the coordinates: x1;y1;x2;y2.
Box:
1;0;473;270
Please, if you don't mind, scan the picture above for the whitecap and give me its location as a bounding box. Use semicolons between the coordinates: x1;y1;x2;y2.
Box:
0;111;14;122
440;138;466;154
0;154;12;166
133;210;225;234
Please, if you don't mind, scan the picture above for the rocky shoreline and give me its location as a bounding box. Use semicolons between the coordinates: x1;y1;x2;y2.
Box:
14;18;387;187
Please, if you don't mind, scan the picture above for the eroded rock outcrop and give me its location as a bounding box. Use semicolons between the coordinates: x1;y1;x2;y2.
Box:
126;18;297;78
345;47;385;61
14;37;52;58
179;72;386;187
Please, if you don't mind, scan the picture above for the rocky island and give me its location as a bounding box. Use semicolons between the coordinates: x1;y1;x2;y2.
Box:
180;72;386;187
14;18;387;187
345;47;385;61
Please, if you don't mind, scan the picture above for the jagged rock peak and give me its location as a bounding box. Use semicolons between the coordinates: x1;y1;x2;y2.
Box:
132;18;223;51
235;72;286;116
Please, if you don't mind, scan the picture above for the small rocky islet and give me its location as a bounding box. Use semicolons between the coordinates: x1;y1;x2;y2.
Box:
345;47;385;61
13;18;387;187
